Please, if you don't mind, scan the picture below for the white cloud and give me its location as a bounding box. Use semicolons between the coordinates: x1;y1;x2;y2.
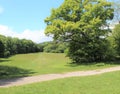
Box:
0;25;53;43
0;6;4;14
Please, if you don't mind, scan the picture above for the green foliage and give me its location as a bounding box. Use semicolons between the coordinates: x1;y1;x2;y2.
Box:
0;35;43;57
43;41;67;53
0;40;4;57
36;44;44;52
0;34;68;58
0;35;6;57
45;0;114;63
112;24;120;56
44;42;57;53
4;51;10;58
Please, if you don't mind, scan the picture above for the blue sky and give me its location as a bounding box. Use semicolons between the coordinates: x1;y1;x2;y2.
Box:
0;0;64;43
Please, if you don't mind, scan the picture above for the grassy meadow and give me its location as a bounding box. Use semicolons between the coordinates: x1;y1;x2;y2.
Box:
0;71;120;94
0;53;119;79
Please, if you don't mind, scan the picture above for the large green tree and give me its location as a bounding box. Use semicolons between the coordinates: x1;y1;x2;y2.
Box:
45;0;114;63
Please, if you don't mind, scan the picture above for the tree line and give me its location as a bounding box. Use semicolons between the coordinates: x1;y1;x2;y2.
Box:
41;41;68;53
0;34;67;58
0;35;41;57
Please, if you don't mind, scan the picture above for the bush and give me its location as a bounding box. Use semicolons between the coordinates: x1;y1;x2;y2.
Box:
4;51;10;58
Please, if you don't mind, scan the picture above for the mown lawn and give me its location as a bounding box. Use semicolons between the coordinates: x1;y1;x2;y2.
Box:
0;71;120;94
0;53;119;79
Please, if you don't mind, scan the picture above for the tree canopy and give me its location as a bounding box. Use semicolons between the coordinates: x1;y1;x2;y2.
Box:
45;0;114;63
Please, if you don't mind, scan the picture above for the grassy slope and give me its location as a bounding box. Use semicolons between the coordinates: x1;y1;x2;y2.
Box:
0;53;119;79
0;71;120;94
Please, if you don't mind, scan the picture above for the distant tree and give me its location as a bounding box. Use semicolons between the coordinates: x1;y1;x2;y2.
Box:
6;37;15;55
36;44;44;52
0;40;4;57
44;42;57;53
12;38;20;54
0;35;9;57
45;0;114;63
57;42;67;53
43;41;67;53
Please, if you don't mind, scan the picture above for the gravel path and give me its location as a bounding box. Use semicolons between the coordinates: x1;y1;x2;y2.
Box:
0;66;120;88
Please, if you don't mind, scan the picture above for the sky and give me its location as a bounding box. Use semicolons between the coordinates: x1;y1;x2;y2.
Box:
0;0;64;43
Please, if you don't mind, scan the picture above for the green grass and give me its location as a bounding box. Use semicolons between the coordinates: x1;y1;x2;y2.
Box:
0;71;120;94
0;53;119;79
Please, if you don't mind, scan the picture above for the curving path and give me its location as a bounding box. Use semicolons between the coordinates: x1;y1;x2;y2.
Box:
0;66;120;88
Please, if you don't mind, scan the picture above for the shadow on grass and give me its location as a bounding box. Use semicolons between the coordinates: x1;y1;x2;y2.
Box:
0;65;35;79
0;59;11;63
0;65;36;87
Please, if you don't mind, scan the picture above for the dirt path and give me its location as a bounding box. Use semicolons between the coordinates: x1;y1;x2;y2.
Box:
0;66;120;88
